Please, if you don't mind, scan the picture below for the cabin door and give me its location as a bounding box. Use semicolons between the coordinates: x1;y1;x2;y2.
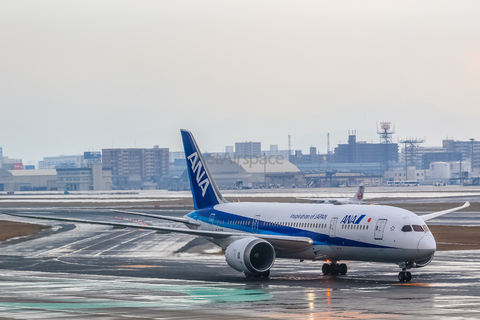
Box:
329;217;338;238
252;215;260;233
374;219;387;240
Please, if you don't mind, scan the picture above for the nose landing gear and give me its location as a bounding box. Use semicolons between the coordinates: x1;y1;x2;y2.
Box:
398;263;412;282
398;270;412;282
322;262;347;275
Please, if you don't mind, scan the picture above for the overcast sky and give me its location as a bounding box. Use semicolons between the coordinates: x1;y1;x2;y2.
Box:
1;1;480;164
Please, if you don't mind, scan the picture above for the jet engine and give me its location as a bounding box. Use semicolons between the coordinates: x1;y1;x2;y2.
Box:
225;237;275;276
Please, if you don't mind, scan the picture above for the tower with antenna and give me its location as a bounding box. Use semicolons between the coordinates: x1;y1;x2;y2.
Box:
377;122;395;172
399;138;425;173
327;133;330;156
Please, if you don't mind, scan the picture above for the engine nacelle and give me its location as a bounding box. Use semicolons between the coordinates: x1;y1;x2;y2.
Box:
225;237;275;275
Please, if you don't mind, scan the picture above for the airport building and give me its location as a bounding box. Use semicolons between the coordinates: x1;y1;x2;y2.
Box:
0;169;57;192
102;146;169;189
206;154;304;189
303;171;383;187
384;167;429;182
56;163;112;191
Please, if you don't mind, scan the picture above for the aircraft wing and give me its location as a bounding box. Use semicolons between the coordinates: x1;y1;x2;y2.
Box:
420;202;470;221
1;212;313;248
111;209;201;226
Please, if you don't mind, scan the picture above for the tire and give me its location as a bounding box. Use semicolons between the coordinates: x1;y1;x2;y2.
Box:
330;264;338;275
398;272;406;282
405;272;412;282
339;263;347;275
322;264;330;275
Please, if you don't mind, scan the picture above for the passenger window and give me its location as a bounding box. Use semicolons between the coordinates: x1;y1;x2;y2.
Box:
412;225;424;232
401;225;413;232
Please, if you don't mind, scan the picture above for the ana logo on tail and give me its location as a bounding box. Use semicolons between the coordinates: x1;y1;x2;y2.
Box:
187;152;211;197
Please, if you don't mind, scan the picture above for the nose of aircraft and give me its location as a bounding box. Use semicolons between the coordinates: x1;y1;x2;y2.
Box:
418;235;436;257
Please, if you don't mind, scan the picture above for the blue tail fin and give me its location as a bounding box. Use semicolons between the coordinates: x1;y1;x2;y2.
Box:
181;129;227;209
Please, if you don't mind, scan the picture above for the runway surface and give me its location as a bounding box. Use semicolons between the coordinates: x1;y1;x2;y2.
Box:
2;208;480;319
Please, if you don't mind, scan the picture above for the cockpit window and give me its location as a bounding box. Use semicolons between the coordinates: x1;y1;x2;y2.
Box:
401;225;413;232
412;225;424;232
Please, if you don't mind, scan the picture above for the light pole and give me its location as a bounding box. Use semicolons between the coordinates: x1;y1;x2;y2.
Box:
264;153;267;188
470;138;475;176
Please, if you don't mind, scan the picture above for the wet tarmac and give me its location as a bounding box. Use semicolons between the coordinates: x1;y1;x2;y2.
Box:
1;208;480;319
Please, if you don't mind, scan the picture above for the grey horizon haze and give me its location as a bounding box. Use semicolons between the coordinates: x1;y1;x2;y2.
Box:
1;1;480;165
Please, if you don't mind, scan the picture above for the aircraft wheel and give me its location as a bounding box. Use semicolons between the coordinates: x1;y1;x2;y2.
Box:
330;264;338;275
405;272;412;282
339;263;348;275
398;272;406;282
322;263;330;275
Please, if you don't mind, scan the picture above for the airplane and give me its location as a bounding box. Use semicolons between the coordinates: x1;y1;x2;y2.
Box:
298;183;365;204
3;129;470;282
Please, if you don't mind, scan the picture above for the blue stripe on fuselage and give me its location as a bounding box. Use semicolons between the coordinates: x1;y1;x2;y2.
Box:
355;215;366;224
186;209;393;249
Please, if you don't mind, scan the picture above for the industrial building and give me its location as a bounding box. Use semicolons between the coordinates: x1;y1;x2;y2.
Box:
422;152;462;170
102;146;169;189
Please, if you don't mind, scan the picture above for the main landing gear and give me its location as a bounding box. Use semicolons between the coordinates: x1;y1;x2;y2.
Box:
397;262;413;282
322;262;347;275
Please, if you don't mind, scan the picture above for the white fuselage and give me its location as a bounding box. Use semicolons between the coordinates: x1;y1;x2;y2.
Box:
186;202;436;265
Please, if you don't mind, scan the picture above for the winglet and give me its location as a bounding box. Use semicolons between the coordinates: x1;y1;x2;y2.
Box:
181;129;227;209
421;201;470;221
